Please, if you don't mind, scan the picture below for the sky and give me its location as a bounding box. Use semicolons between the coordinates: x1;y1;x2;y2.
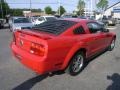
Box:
6;0;120;12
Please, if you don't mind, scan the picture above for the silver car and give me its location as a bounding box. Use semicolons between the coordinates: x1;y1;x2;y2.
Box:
9;17;33;32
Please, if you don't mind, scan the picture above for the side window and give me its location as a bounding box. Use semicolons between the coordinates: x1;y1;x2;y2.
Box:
87;22;101;33
73;26;85;34
38;17;45;21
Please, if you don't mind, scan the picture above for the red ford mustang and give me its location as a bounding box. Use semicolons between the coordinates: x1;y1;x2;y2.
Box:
11;19;116;76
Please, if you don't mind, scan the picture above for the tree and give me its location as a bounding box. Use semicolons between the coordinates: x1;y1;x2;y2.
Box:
10;9;23;16
0;0;10;18
97;0;108;12
77;0;85;16
31;8;42;12
58;6;66;16
44;6;52;14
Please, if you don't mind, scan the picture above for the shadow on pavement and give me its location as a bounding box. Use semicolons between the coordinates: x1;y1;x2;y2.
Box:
12;71;64;90
107;73;120;90
12;74;48;90
12;49;109;90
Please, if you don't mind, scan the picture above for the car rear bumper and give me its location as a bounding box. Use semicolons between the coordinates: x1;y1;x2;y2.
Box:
11;42;51;74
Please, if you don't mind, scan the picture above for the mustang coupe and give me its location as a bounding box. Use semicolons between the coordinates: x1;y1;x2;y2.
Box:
11;18;116;76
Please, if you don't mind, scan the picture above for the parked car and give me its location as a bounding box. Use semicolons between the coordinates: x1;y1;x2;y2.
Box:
116;18;120;24
62;14;78;18
29;16;39;25
107;16;116;26
9;17;34;32
11;19;116;76
34;16;57;25
99;16;116;26
78;16;89;19
98;16;108;26
0;19;4;29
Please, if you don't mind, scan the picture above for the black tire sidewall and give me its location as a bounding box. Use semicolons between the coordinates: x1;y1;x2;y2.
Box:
67;52;85;76
108;39;115;51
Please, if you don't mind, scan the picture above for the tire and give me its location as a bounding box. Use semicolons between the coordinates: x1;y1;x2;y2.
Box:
65;51;86;76
108;39;116;51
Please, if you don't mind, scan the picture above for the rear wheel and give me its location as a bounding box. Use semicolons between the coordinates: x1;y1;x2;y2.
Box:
108;39;115;51
65;51;86;76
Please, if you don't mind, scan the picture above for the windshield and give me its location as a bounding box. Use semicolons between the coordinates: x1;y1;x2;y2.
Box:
32;20;77;35
14;18;31;23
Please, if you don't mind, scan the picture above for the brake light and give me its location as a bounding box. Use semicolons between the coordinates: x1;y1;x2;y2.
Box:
30;42;45;56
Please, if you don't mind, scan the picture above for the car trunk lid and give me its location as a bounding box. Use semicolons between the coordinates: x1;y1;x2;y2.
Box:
14;29;56;54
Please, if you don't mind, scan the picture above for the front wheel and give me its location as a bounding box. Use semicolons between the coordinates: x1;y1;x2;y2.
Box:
108;39;116;51
65;51;86;76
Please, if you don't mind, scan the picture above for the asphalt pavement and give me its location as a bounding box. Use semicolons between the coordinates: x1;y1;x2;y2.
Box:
0;25;120;90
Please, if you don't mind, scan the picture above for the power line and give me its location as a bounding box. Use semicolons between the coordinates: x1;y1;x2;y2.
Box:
7;2;58;4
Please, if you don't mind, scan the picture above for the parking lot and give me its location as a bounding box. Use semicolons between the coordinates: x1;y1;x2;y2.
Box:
0;25;120;90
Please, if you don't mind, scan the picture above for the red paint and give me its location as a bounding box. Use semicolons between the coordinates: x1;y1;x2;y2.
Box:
11;19;116;74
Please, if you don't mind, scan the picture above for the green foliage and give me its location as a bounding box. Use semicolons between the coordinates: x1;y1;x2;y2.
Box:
77;0;85;15
0;0;10;18
58;6;66;16
44;6;52;14
31;9;42;12
10;8;42;16
97;0;108;11
10;9;23;16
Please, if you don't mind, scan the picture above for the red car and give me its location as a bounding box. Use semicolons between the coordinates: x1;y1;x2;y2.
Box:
11;19;116;76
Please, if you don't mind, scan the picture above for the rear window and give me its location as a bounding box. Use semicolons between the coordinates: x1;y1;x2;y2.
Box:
32;20;77;35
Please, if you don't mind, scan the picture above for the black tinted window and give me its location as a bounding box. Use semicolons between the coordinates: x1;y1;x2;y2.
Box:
74;26;85;34
32;20;77;35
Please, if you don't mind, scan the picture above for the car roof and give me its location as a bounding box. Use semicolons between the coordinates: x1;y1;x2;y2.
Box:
12;17;27;19
62;18;91;23
41;16;55;18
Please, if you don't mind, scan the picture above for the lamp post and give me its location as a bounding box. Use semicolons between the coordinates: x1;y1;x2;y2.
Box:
30;0;32;17
4;0;7;16
90;0;93;17
0;0;4;18
58;0;61;16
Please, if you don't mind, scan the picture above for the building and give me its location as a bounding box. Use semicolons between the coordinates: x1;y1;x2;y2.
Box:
104;1;120;18
23;11;47;17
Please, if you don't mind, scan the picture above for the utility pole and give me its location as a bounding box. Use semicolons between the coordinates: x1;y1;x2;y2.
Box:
30;0;32;17
90;0;93;17
0;0;4;18
4;0;7;16
58;0;61;16
84;0;87;16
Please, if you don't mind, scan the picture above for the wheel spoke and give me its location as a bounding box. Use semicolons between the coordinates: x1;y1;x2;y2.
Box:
72;54;83;73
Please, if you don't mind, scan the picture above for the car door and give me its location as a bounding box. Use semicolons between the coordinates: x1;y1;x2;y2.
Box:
86;22;107;56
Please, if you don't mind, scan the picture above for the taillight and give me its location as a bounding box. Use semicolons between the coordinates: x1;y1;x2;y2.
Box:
30;42;45;56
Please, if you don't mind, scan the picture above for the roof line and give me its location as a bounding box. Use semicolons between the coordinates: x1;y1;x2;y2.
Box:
105;1;120;10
